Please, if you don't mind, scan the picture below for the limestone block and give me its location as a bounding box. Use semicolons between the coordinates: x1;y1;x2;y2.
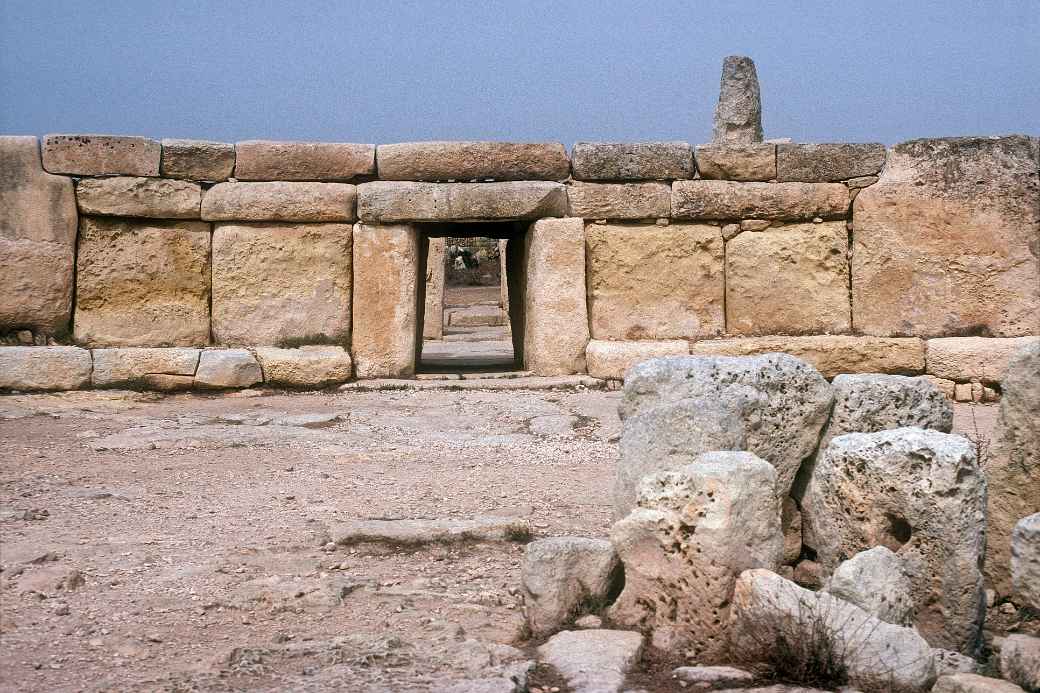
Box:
423;236;446;340
852;136;1039;337
1001;634;1040;692
140;374;194;392
201;182;356;222
688;335;925;378
75;177;201;218
233;140;375;181
671;666;755;689
357;181;566;222
694;143;776;181
584;340;689;380
777;143;887;182
523;218;589;375
586;223;724;340
521;537;620;637
376;141;569;181
672;180;849;220
570;141;694;181
566;182;670;219
352;223;420;378
926;336;1039;384
609;452;783;659
254;346;353;388
932;674;1027;693
537;629;643;693
806;428;986;653
42;134;160;176
823;546;915;625
74;218;211;347
725;222;850;335
211;223;352;346
1013;513;1040;610
193;350;262;389
0;347;92;391
160;139;235;181
712;56;763;145
0;136;77;334
91;348;200;387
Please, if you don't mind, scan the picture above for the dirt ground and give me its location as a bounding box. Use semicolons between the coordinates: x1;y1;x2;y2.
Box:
0;387;1000;692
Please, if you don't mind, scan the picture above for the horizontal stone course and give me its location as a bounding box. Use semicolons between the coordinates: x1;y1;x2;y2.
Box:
234;140;375;181
75;177;202;218
254;346;354;387
0;347;92;391
91;347;200;387
672;180;849;220
694;143;775;181
571;142;693;181
160;139;235;181
201;182;356;222
357;181;566;222
926;336;1039;383
566;182;670;219
42;134;160;176
376;141;569;181
777;142;886;182
585;339;689;380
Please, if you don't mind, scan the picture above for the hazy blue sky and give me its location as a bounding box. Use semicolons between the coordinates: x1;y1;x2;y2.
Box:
1;1;1037;145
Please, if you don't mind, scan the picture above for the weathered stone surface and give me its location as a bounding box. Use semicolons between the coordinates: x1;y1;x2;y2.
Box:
523;218;589;376
352;223;420;378
777;143;886;182
672;665;755;689
537;629;643;693
41;134;160;176
713;56;763;145
522;537;621;637
140;373;194;392
376;141;569;181
567;182;670;219
852;136;1039;337
585;340;689;380
1013;513;1040;610
586;223;724;340
0;136;77;334
688;336;925;378
331;516;529;546
253;346;353;388
160;139;235;181
571;142;694;181
201;182;356;222
731;570;936;693
616;354;832;516
193;350;262;389
423;236;446;340
75;177;202;218
91;348;200;387
933;649;981;677
0;347;92;391
233;140;375;181
782;496;802;565
927;337;1039;384
806;428;986;653
357;181;566;222
211;223;352;346
695;143;776;181
672;181;849;221
74;218;211;347
725;222;850;335
823;547;915;626
610;453;782;659
1001;634;1040;692
932;674;1026;693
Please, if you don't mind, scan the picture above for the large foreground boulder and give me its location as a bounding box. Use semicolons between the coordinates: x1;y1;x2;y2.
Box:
1000;634;1040;692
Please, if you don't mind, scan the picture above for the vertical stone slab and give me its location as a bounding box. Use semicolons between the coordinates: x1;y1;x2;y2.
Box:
523;218;589;375
0;136;77;334
498;238;509;310
422;236;446;340
352;223;421;378
712;56;763;145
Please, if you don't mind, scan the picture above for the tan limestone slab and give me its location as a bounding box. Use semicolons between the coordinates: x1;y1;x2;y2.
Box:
254;346;353;387
201;182;356;222
776;143;886;182
694;143;776;181
571;142;693;181
376;141;569;181
357;181;566;223
76;177;202;218
585;339;689;380
160;139;235;181
0;347;92;391
926;336;1039;383
672;180;849;220
42;134;160;176
566;182;670;220
91;347;200;387
423;236;446;340
233;140;375;181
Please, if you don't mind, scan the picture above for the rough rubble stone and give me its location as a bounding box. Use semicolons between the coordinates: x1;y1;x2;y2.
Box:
357;181;566;222
253;346;353;388
610;453;783;660
688;336;925;379
933;649;981;677
74;218;211;347
777;143;887;182
91;348;200;387
584;340;689;380
729;569;937;693
352;223;420;378
852;136;1038;337
537;629;643;693
672;181;849;221
211;223;352;346
823;546;915;625
805;428;986;653
695;143;776;181
423;236;446;340
75;177;202;218
0;136;77;334
931;674;1026;693
1000;634;1040;692
672;665;755;689
201;182;356;222
615;353;832;517
42;134;160;176
521;537;621;637
571;142;694;181
0;347;92;391
330;516;530;546
725;222;850;335
586;223;724;340
712;56;763;145
1013;514;1040;610
926;337;1039;384
376;141;569;181
567;182;671;219
193;350;262;389
160;138;235;181
233;140;375;181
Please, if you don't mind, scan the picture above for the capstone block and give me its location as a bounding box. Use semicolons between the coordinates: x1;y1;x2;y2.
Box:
160;139;235;181
376;141;569;181
777;143;886;182
42;134;160;176
234;140;375;181
571;142;693;180
694;143;776;181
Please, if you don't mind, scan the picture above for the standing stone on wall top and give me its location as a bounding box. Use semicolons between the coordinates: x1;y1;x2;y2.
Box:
712;56;763;145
